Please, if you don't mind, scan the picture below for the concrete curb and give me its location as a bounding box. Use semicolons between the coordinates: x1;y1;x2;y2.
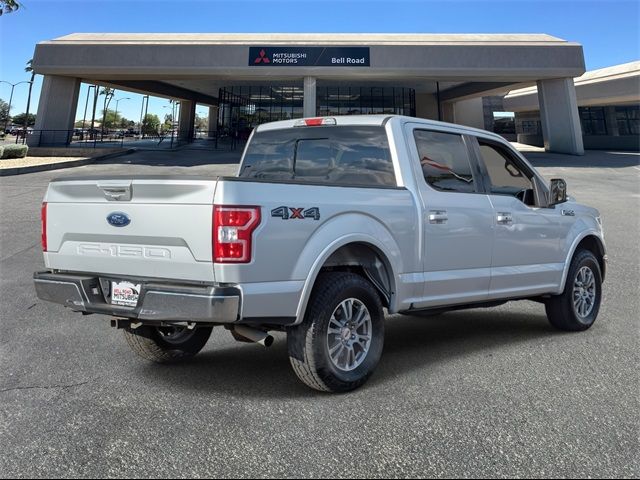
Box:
0;149;137;176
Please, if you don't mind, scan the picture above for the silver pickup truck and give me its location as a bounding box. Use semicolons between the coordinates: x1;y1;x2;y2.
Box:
34;115;606;392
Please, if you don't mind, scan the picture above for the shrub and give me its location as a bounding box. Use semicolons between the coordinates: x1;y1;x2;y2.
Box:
1;144;28;159
0;146;4;158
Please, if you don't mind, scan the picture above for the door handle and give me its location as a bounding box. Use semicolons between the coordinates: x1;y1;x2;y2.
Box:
428;210;448;224
98;181;132;201
496;212;513;225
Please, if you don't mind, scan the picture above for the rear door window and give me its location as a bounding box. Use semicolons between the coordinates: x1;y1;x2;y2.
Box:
239;126;396;187
413;130;478;193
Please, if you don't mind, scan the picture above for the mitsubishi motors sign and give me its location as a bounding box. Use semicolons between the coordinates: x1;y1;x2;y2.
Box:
249;46;370;67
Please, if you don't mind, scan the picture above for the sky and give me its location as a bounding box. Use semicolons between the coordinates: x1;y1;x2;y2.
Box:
0;0;638;124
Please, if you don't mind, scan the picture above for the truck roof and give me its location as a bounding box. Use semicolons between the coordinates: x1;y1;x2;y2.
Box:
254;115;506;142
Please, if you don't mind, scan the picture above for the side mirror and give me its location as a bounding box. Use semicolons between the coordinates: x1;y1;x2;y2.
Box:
549;178;567;206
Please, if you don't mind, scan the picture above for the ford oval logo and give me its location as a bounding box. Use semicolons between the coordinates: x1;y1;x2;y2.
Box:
106;212;131;227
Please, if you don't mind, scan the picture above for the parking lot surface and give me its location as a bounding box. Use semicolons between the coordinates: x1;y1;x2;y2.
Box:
0;148;638;478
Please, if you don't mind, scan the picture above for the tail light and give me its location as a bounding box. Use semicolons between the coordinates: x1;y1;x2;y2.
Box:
41;202;47;252
213;205;261;263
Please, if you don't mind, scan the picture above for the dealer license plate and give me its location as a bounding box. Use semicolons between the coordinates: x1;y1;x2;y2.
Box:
111;281;141;307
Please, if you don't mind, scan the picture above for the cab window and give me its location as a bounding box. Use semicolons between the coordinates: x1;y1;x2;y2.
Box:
413;130;478;193
240;126;395;187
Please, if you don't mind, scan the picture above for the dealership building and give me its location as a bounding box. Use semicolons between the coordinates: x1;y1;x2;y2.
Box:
504;61;639;151
31;33;592;154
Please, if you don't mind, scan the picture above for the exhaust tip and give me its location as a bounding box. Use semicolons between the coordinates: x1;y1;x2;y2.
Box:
232;325;274;347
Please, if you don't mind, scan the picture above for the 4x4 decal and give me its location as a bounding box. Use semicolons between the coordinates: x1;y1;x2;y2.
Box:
271;206;320;221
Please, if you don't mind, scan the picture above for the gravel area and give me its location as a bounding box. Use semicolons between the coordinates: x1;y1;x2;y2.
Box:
0;156;90;169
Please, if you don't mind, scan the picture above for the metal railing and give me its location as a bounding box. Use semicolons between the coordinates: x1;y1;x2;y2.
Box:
5;129;184;149
2;129;248;151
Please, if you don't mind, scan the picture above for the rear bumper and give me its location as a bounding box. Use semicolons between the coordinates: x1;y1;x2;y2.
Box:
33;271;240;323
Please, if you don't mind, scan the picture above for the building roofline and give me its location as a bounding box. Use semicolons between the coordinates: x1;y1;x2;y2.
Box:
506;61;640;98
43;32;578;47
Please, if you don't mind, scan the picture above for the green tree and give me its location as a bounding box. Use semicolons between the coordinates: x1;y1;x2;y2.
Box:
101;109;124;130
195;113;208;131
0;98;9;126
163;113;173;132
11;112;36;127
142;113;160;135
0;0;20;15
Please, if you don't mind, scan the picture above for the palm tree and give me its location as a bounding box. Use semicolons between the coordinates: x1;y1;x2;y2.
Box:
99;87;115;136
1;0;21;16
23;59;35;135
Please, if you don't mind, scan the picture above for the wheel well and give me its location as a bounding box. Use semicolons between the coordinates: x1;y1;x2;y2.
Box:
319;242;394;308
575;235;606;281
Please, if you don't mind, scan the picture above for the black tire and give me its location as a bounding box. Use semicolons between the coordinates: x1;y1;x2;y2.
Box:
287;272;385;393
123;325;213;363
545;249;602;332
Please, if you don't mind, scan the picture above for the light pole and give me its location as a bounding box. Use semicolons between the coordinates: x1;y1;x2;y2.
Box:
113;97;130;131
172;101;178;147
80;85;96;141
140;95;149;138
0;80;32;133
81;85;96;134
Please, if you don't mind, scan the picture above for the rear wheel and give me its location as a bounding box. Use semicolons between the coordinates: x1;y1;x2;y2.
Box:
287;272;385;393
545;249;602;331
123;325;213;363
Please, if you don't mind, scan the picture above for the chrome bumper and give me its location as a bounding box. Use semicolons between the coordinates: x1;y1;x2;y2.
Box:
33;271;240;323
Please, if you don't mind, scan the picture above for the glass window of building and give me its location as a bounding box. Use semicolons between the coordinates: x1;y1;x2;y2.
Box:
615;106;640;136
579;107;607;135
219;85;416;137
316;86;415;117
218;86;304;139
517;120;540;135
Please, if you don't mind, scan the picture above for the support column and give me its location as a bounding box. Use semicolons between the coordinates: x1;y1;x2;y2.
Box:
178;100;196;142
453;97;485;129
29;75;81;146
208;106;218;137
537;78;584;155
441;102;455;123
415;93;439;120
303;77;316;118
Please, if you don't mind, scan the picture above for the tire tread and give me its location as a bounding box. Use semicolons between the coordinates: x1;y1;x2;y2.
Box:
288;272;383;393
546;249;602;332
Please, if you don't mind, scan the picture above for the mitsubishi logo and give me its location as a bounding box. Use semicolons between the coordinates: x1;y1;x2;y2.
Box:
254;49;270;64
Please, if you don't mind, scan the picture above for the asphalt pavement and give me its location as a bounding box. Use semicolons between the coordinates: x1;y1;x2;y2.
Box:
0;147;638;478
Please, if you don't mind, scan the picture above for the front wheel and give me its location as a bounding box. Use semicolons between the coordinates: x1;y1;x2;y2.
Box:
287;272;385;393
545;249;602;331
123;325;213;363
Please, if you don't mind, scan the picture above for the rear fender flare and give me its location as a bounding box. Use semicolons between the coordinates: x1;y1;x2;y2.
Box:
292;214;402;325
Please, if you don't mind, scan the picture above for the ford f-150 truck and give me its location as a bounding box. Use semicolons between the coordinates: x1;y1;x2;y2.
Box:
34;115;606;392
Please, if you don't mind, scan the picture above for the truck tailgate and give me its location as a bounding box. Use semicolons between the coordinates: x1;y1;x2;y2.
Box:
43;177;217;283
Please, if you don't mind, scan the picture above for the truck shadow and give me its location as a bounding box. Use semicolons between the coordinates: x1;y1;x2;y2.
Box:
140;308;559;399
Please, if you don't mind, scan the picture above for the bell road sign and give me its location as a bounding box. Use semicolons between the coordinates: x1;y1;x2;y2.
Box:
249;47;370;67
